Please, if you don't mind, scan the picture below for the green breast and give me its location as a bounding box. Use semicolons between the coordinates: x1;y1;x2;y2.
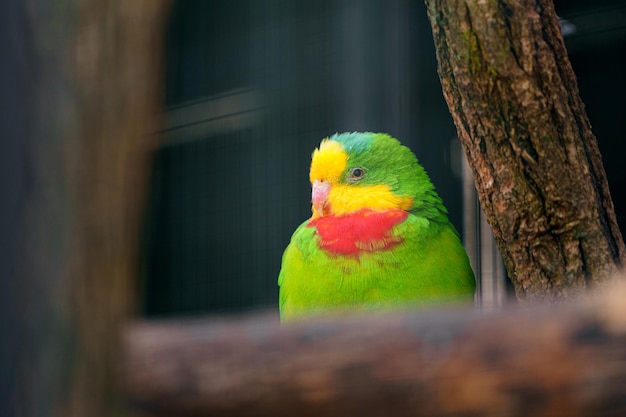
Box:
278;212;476;322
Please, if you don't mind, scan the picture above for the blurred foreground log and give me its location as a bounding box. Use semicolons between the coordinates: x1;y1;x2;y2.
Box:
125;281;626;417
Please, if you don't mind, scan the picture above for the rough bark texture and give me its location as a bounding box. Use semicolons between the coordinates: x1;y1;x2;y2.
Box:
424;0;626;300
124;283;626;417
0;1;169;416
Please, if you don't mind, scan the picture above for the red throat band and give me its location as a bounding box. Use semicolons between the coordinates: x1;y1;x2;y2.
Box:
307;209;408;256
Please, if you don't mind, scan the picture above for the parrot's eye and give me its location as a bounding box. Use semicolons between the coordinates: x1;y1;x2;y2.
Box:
349;167;366;182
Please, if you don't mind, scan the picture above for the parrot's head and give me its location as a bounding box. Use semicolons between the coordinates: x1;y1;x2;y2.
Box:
309;132;447;220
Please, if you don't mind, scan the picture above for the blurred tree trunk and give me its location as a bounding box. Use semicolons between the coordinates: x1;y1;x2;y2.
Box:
0;1;169;416
424;0;626;301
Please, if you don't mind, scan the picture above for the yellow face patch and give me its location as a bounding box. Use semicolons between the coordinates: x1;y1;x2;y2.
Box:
328;184;413;216
309;139;413;216
309;139;348;184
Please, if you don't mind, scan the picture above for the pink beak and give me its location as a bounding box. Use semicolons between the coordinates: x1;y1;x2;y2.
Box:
312;180;331;216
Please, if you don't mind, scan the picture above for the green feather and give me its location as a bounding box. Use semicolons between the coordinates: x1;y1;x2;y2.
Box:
332;132;449;223
278;132;475;322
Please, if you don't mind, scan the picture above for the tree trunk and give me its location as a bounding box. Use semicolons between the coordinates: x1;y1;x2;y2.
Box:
0;1;169;416
424;0;626;300
124;283;626;417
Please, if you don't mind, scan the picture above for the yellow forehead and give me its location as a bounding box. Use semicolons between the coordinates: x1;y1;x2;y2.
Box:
309;139;348;184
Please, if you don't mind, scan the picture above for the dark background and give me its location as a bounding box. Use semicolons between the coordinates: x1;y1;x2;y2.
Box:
141;0;626;316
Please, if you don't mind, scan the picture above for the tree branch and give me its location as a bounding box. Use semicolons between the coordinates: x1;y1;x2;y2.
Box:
124;281;626;417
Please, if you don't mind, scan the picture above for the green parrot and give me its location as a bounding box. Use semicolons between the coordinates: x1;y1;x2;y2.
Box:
278;132;475;322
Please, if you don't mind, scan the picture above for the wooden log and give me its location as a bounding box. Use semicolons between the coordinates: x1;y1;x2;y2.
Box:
124;281;626;417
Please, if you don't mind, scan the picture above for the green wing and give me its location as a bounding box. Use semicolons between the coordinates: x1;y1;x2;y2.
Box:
278;215;475;321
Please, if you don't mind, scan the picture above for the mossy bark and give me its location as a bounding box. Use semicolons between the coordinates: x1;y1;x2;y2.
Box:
424;0;625;301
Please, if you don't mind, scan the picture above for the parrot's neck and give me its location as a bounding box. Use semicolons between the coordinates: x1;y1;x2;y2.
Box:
307;209;408;257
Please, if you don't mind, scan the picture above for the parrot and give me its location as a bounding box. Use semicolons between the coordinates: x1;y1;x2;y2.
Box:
278;132;475;322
